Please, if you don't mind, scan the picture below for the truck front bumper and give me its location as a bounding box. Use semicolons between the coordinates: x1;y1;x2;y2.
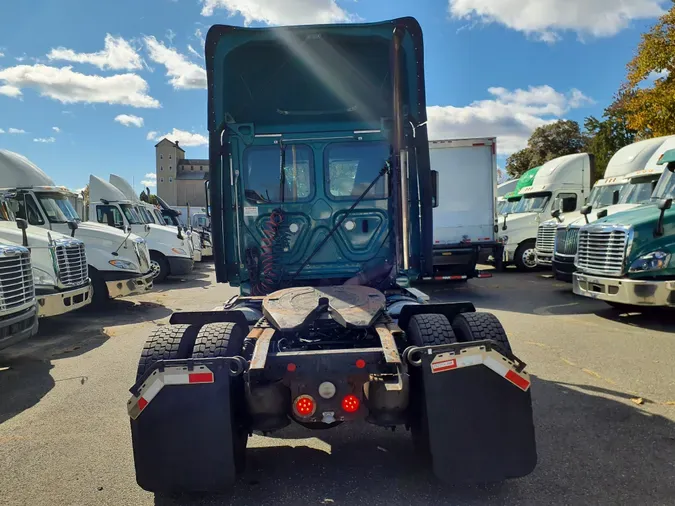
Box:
552;255;575;283
573;272;675;307
168;256;194;277
0;304;39;351
106;271;155;299
535;250;552;267
36;284;92;317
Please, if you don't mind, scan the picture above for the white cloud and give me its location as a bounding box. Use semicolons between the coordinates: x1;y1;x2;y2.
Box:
427;85;593;155
0;64;160;108
47;34;143;70
200;0;352;25
52;126;60;133
448;0;666;41
8;128;26;134
114;114;144;127
0;84;22;97
143;36;207;90
148;128;208;146
146;130;158;141
0;51;4;58
0;128;4;133
141;172;157;188
34;137;56;143
187;45;204;61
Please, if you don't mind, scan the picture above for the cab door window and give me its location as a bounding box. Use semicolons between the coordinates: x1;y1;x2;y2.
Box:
96;205;125;228
16;194;45;225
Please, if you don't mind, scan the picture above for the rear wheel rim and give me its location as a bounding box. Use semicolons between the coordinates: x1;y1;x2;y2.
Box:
522;248;537;268
150;260;161;278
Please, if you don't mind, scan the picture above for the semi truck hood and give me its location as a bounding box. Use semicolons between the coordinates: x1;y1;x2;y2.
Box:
144;224;190;257
562;204;642;228
206;18;430;287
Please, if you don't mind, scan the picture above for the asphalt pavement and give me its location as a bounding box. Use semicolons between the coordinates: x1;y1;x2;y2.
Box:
1;263;674;506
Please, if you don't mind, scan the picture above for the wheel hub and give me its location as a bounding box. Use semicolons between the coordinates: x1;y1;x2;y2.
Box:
522;248;537;268
150;260;161;278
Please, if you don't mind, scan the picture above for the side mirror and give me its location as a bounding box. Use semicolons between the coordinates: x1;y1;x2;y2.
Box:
431;170;439;208
15;218;29;247
204;180;211;218
580;204;592;224
596;209;608;220
552;197;562;212
67;220;78;237
668;162;675;173
551;209;562;222
655;198;672;237
612;190;620;205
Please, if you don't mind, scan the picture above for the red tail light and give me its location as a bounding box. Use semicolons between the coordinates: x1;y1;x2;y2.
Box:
341;394;360;413
293;395;316;418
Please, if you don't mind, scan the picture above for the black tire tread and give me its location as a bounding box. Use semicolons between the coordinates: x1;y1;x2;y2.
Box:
192;322;246;358
452;312;512;354
150;251;170;282
407;313;457;346
136;324;195;381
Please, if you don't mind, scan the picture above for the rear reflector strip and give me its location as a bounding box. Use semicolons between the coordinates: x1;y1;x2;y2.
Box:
429;348;530;392
421;275;469;281
128;365;215;419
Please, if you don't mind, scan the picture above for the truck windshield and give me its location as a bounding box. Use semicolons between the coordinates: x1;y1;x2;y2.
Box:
651;170;675;200
119;203;143;224
500;199;520;215
0;198;13;221
513;193;550;213
136;206;156;224
587;184;627;208
36;192;81;223
621;177;657;205
244;145;313;202
326;142;389;199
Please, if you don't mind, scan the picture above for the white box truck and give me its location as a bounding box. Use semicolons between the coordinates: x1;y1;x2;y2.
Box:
499;153;592;271
425;138;501;281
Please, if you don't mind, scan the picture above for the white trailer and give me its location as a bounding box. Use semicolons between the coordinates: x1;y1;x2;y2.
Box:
426;138;500;280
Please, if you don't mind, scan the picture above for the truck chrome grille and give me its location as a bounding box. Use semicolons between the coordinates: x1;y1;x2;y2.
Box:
0;250;35;311
535;223;556;254
555;227;579;257
134;241;151;273
575;228;628;276
55;242;89;287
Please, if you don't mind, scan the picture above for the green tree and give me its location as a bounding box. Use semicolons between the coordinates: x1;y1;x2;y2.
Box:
619;3;675;136
583;105;636;181
506;120;585;177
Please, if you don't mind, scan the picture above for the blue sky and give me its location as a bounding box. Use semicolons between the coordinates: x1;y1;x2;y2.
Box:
0;0;667;191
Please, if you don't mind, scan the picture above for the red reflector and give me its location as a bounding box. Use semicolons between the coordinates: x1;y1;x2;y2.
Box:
137;397;148;411
189;372;214;384
505;370;530;390
478;273;492;278
293;395;316;417
341;394;360;413
473;143;485;146
287;363;297;372
355;359;366;369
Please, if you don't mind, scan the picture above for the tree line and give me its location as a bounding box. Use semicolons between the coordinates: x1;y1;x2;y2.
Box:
506;3;675;181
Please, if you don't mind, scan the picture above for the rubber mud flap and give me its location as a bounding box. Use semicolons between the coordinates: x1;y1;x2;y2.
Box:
419;350;537;484
130;359;238;494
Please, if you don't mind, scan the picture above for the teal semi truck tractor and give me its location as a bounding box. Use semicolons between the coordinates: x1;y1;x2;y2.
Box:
573;148;675;308
127;17;537;494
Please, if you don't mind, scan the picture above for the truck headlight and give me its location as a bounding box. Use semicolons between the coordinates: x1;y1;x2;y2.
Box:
33;267;57;286
628;251;671;273
109;259;138;270
171;248;188;255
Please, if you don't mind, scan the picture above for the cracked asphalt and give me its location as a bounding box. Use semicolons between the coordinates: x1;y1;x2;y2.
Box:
1;263;674;506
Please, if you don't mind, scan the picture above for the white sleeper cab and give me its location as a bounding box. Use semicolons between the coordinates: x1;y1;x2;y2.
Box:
0;150;155;305
89;175;194;281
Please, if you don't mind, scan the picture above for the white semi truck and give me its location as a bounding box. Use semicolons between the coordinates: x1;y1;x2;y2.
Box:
499;153;593;271
426;138;501;280
497;179;519;215
0;192;91;317
89;175;194;281
0;150;155;305
107;174;201;263
0;239;39;351
551;135;675;281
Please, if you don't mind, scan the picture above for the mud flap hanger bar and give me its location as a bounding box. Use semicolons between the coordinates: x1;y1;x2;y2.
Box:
404;340;527;372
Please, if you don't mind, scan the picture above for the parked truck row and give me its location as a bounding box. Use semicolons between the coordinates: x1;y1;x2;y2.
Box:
0;149;212;351
531;136;675;309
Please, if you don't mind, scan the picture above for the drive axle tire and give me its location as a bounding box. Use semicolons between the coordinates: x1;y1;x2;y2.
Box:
406;314;457;461
88;267;109;307
150;251;170;282
192;322;248;473
136;324;198;381
451;312;513;355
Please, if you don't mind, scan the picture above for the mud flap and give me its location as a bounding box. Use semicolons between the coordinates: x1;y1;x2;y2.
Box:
407;341;537;484
128;357;246;494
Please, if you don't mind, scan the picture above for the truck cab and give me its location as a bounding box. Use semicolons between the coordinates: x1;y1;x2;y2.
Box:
0;239;39;351
0;150;154;305
573;147;675;308
0;191;91;317
501;153;592;271
89;175;194;281
549;136;673;281
497;178;519;215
